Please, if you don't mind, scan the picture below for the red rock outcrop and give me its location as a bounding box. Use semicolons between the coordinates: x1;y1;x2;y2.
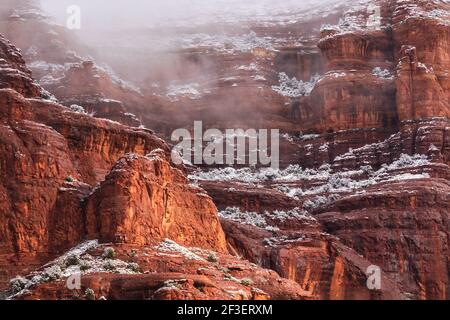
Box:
393;0;450;121
316;179;450;299
197;179;407;299
1;0;450;302
0;34;44;98
0;34;188;290
11;242;310;300
85;151;227;252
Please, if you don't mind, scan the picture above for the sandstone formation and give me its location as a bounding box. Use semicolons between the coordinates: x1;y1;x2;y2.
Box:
85;151;227;252
9;242;310;300
0;0;450;301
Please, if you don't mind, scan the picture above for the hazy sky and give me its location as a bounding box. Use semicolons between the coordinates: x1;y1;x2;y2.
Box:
39;0;338;30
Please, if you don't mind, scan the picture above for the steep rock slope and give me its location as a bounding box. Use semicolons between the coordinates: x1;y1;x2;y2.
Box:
0;0;449;301
0;32;313;300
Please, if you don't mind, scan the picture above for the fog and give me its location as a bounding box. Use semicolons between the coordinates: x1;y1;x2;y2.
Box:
37;0;339;84
40;0;338;31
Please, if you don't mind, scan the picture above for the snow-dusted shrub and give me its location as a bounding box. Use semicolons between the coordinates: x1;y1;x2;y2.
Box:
272;73;320;97
42;265;62;281
206;253;218;263
360;165;373;175
127;263;140;273
303;194;339;211
65;254;80;267
102;247;116;259
10;277;31;294
385;154;429;170
69;104;87;114
79;261;91;271
189;164;331;183
163;279;184;289
85;288;95;300
328;175;353;189
166;82;202;101
103;261;116;271
240;278;253;287
269;208;316;222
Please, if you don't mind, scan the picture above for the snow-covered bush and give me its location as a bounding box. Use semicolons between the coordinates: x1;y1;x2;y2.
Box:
189;164;331;183
303;194;339;211
206;253;218;263
240;278;253;286
127;263;140;273
102;247;116;259
166;82;202;101
272;73;320;97
85;288;95;300
42;265;62;281
69;104;87;114
65;254;80;267
10;277;31;294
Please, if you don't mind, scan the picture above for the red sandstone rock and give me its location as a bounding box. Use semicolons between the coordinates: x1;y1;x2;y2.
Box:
1;0;450;302
11;243;310;300
316;179;450;299
85;151;228;252
0;34;43;98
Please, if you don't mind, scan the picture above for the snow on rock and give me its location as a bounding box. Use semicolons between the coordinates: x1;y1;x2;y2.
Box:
396;0;450;26
320;0;379;37
219;207;316;230
68;104;87;114
166;82;203;101
5;240;141;300
278;154;432;199
372;67;394;79
177;31;275;53
154;239;205;261
219;207;269;229
189;164;332;183
237;63;259;71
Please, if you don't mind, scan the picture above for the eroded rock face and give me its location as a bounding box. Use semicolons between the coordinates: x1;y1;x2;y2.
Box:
392;0;450;121
0;34;43;98
1;0;450;301
85;151;228;252
0;32;236;296
298;0;450;134
0;92;168;256
198;180;406;300
317;179;450;300
0;35;173;284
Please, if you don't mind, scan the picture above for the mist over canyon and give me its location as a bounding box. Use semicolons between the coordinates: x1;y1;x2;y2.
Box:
0;0;449;301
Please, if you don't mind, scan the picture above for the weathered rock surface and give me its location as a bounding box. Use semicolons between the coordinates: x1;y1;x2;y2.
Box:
8;242;310;300
0;34;185;290
1;0;450;301
85;152;227;252
317;178;450;300
0;34;44;98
